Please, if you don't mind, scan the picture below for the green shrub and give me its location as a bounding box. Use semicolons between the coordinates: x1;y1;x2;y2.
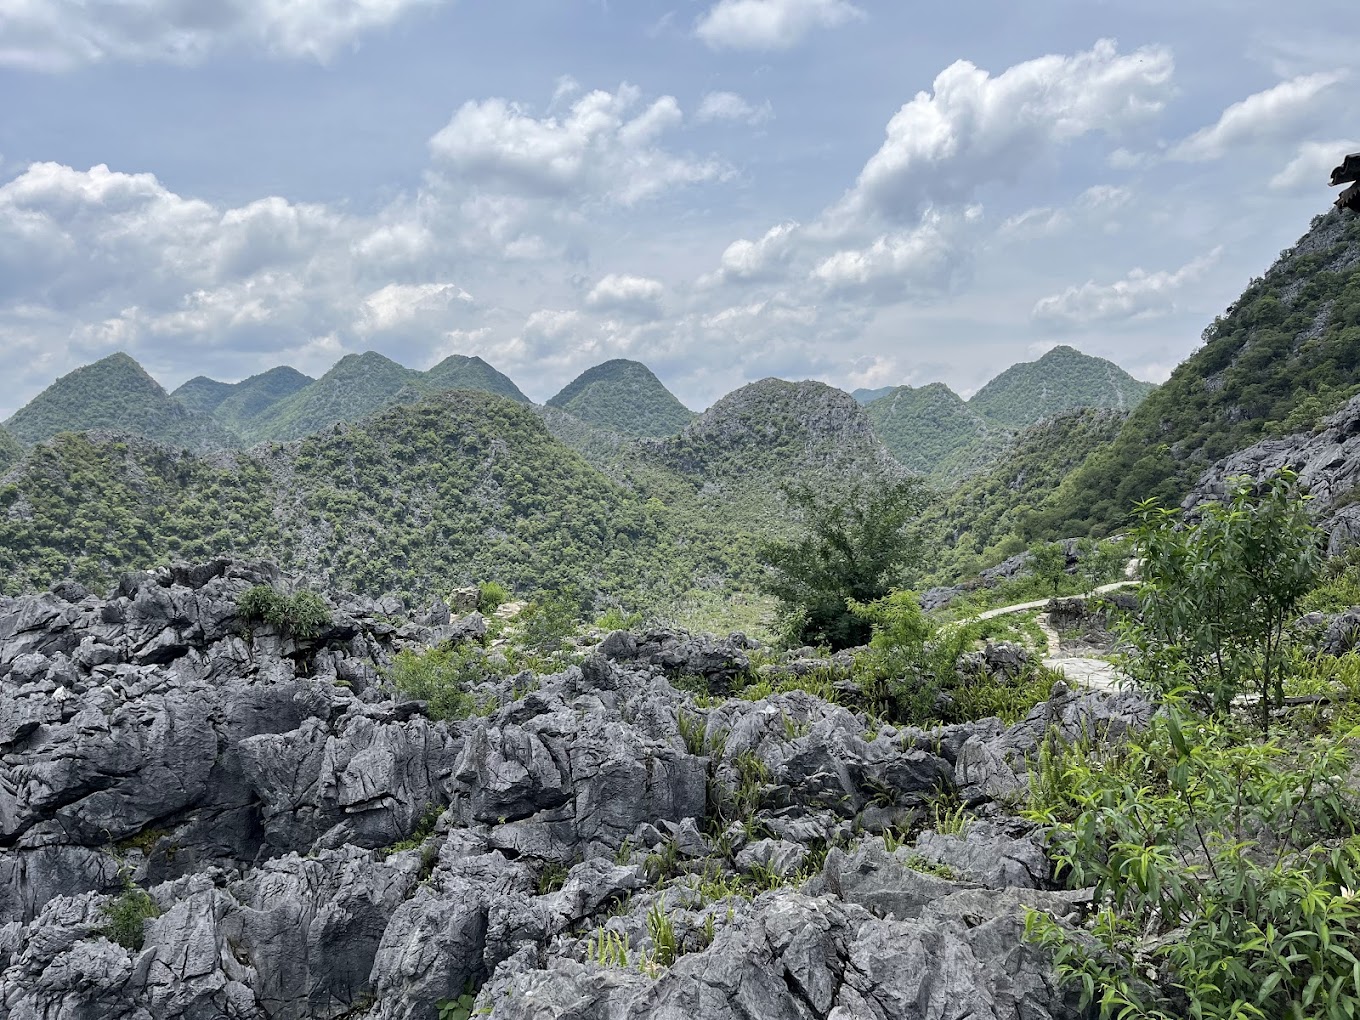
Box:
517;591;581;656
236;584;332;639
99;880;160;952
1025;703;1360;1019
385;644;486;721
476;580;512;615
1128;469;1322;727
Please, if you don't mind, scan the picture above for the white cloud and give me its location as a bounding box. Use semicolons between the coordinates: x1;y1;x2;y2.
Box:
586;274;665;317
714;222;801;282
0;0;446;71
1170;72;1347;162
696;91;774;125
359;282;473;334
838;39;1173;224
1032;247;1223;327
812;208;979;299
1270;140;1360;191
695;0;864;51
428;84;728;207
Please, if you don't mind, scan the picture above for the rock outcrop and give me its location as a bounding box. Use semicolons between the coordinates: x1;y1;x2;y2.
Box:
0;560;1152;1019
1184;393;1360;554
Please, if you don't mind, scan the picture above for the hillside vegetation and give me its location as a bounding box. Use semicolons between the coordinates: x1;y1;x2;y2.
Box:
426;354;530;404
968;345;1154;428
170;376;235;417
1031;209;1360;537
0;391;766;603
547;359;694;437
920;408;1130;581
0;427;23;474
208;366;315;437
865;382;1009;479
4;352;240;453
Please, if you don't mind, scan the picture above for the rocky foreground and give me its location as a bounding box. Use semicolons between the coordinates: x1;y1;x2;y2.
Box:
0;560;1154;1019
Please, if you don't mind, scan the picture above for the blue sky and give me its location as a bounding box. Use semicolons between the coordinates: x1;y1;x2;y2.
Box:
1;0;1356;417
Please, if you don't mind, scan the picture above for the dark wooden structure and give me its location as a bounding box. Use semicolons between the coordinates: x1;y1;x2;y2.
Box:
1333;152;1360;213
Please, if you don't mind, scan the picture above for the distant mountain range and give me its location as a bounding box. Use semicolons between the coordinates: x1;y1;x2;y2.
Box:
4;352;240;454
0;378;902;602
2;205;1359;603
4;345;1155;485
861;346;1155;479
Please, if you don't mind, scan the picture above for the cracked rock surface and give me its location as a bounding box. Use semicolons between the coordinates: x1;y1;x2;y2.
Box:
0;559;1151;1019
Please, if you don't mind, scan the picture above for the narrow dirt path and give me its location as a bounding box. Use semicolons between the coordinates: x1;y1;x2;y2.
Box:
965;567;1140;693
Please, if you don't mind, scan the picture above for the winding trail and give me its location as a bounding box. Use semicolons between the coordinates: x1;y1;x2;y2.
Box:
966;569;1142;693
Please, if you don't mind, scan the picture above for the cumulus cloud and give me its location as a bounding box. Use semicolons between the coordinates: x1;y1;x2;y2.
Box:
1269;139;1360;191
812;208;979;300
1170;72;1346;162
359;282;473;334
586;274;665;317
838;39;1173;224
695;0;864;51
428;84;728;207
712;222;802;283
696;91;774;125
1032;247;1223;327
0;0;446;71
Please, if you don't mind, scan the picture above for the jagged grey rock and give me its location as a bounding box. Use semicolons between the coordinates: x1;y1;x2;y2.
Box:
0;559;1149;1020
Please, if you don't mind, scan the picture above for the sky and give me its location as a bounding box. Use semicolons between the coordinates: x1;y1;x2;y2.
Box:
0;0;1356;417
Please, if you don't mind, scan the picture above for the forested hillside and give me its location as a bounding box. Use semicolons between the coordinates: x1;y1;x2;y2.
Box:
920;408;1130;581
547;359;694;437
170;376;235;416
865;382;1008;479
426;354;530;404
968;345;1154;428
0;392;677;600
4;352;240;453
1030;209;1360;537
208;366;315;436
0;426;23;474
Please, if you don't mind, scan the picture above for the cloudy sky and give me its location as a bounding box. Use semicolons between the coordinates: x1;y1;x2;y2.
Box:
1;0;1356;416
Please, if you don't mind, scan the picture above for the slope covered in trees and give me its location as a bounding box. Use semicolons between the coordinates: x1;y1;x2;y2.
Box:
0;427;22;474
209;366;315;437
546;359;694;437
426;355;530;404
967;345;1155;428
864;383;1009;479
4;352;239;453
170;376;235;417
921;408;1130;581
0;391;787;603
1031;209;1360;537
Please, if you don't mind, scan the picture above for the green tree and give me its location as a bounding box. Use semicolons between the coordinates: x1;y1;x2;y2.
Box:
1129;469;1322;727
757;478;927;649
1028;540;1069;596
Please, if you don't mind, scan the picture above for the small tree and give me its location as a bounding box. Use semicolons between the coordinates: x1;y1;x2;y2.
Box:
1129;469;1321;728
1028;541;1069;597
758;477;927;649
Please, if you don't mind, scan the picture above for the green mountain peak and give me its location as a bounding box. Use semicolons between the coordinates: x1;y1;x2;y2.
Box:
546;359;694;437
5;351;237;453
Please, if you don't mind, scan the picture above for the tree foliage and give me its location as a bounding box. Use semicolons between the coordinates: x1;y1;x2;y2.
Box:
757;477;927;649
1127;469;1322;726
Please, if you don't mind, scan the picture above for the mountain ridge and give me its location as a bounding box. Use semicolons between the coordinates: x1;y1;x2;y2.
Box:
547;359;694;437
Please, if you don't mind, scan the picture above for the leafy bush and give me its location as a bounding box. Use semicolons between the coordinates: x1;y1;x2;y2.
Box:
385;644;486;721
1127;469;1322;726
99;880;160;952
476;580;512;614
517;591;581;656
1025;704;1360;1020
236;584;332;639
